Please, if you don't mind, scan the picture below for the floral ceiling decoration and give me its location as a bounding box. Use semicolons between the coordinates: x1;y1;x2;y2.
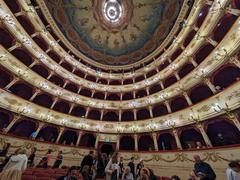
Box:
45;0;183;65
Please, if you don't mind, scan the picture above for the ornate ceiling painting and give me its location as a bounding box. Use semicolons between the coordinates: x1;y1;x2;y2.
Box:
45;0;183;65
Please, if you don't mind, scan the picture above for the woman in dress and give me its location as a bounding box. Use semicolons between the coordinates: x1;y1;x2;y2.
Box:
52;151;63;168
37;149;52;168
105;152;120;180
0;148;28;180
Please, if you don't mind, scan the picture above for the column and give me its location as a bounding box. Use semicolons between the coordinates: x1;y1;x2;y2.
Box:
152;133;159;151
190;57;198;67
196;123;212;147
134;134;138;151
94;134;99;149
56;127;65;143
183;92;193;105
116;135;120;151
76;131;83;146
32;122;44;140
149;106;153;118
226;113;240;132
230;56;240;68
204;78;217;94
164;101;172;113
3;115;21;133
172;129;182;150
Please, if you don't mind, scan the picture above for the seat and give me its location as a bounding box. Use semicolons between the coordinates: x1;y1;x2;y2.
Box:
22;175;37;180
34;173;51;177
50;174;64;178
37;177;55;180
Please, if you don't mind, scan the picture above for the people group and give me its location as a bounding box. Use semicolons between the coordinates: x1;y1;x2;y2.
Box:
0;142;240;180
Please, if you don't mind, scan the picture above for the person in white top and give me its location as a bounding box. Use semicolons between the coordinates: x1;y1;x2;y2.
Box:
105;152;120;180
226;161;240;180
0;148;28;180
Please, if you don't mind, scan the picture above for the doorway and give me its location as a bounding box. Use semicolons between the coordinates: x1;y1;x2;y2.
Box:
99;143;115;155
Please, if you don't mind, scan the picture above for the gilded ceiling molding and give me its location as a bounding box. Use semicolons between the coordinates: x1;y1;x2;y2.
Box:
36;0;190;70
0;0;234;94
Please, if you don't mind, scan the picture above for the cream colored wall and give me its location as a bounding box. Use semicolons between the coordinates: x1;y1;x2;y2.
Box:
1;134;239;180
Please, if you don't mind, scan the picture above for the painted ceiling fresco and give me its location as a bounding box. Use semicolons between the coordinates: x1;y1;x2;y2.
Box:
45;0;183;65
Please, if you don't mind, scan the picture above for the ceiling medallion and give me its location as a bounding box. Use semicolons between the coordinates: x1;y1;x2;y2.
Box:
94;0;133;33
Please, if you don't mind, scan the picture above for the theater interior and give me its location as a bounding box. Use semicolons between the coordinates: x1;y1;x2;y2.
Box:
0;0;240;179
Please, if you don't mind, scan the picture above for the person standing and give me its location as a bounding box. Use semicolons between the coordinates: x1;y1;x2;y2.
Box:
80;150;94;172
37;149;52;168
119;156;124;178
105;152;120;180
136;159;144;178
0;148;28;180
28;147;37;167
52;151;63;168
128;157;135;179
193;155;216;180
226;160;240;180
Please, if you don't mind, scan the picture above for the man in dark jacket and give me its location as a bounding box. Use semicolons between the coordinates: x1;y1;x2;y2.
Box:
128;157;135;178
193;155;216;180
80;150;94;172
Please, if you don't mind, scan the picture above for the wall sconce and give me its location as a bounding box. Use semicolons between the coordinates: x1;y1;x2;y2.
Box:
166;119;176;128
1;14;15;26
209;0;225;13
212;47;228;61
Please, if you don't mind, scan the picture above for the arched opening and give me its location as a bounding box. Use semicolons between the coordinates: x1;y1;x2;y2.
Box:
106;94;120;101
122;93;134;100
79;88;92;97
158;133;177;150
11;48;33;66
47;50;61;63
0;110;13;130
109;80;121;85
178;63;195;78
103;111;119;121
37;126;58;142
137;109;150;120
33;94;53;108
100;143;114;155
4;0;20;13
86;75;96;82
61;62;73;72
170;96;188;112
120;136;135;150
31;64;49;78
9;83;34;100
88;109;101;120
53;101;70;114
79;133;96;148
212;14;238;42
65;83;78;93
0;68;13;88
207;119;240;147
136;90;147;98
9;119;37;138
196;5;210;27
0;28;15;49
146;70;157;78
33;36;48;51
171;48;183;61
49;75;64;87
195;43;215;64
16;16;35;35
183;30;196;47
59;130;78;145
73;70;85;78
180;128;205;149
158;61;169;71
153;104;168;117
138;135;154;151
123;79;133;85
190;84;213;104
213;66;240;89
97;79;108;84
149;84;162;95
93;92;105;100
164;76;177;88
121;111;134;121
71;106;86;117
135;76;145;83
